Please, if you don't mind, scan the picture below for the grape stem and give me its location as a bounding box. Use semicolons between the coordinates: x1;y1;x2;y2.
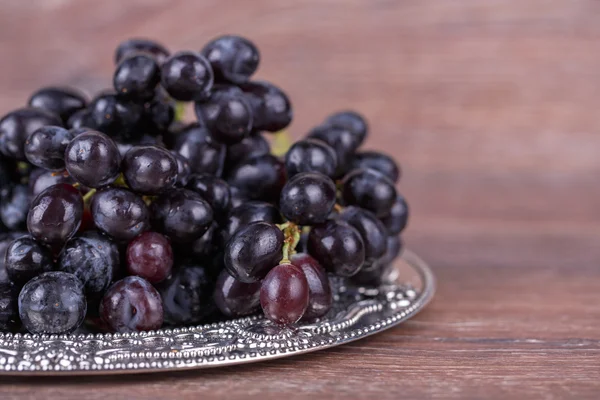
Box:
279;222;301;264
82;188;97;204
333;203;344;213
113;174;128;188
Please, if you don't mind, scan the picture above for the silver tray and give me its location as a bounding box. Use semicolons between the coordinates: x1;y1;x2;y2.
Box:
0;249;435;375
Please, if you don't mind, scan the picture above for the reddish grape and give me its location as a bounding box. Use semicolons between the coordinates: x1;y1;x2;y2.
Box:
290;253;332;320
260;263;309;325
126;232;173;283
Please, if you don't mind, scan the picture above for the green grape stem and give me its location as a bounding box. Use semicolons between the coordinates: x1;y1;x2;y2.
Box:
82;188;97;205
278;222;301;264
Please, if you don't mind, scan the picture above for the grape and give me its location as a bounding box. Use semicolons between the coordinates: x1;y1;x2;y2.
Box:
58;231;119;297
284;138;337;178
339;206;388;265
64;130;122;188
90;187;150;241
240;81;292;132
290;253;332;320
18;271;86;334
4;236;53;286
0;232;24;284
229;187;246;209
342;168;397;217
0;282;19;332
0;108;62;160
151;188;213;243
186;174;231;219
27;183;83;248
67;109;94;130
29;169;75;196
307;219;365;276
157;264;214;326
260;263;309;325
213;269;261;317
226;154;285;202
225;132;270;170
324;110;368;149
195;86;253;144
179;222;218;259
139;89;175;134
28;87;88;124
160;51;213;101
171;151;191;186
380;194;409;235
173;123;225;176
351;236;402;286
126;232;173;284
114;38;170;65
224;221;283;283
24;125;74;171
351;151;400;183
113;54;161;102
309;124;358;178
279;172;336;225
122;145;178;194
1;185;31;231
100;276;163;333
88;92;142;139
201;35;259;84
221;201;282;244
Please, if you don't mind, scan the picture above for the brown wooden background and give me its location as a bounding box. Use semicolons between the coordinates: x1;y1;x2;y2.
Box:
1;0;600;398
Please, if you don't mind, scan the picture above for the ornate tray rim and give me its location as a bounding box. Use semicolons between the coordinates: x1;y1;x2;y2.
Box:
0;249;435;376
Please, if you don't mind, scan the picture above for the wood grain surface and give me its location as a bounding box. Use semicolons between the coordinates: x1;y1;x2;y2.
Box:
1;0;600;398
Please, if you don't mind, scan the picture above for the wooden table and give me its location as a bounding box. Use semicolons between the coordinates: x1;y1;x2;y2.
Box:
1;1;599;398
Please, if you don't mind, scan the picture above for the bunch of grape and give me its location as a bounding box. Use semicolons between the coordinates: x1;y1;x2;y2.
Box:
0;35;409;335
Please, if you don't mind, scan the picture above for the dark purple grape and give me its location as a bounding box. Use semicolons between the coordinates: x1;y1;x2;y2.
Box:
195;87;253;144
122;145;177;195
1;184;31;231
213;269;261;317
342;168;397;217
339;206;388;265
90;187;150;241
229;186;246;209
351;236;402;286
201;35;259;84
113;54;161;102
260;263;309;325
29;169;75;196
67;109;94;130
27;183;83;248
225;132;270;170
240;81;292;132
64;130;122;187
151;188;213;243
352;151;400;183
221;201;282;244
178;222;218;259
186;174;231;219
28;87;87;124
0;232;24;284
284;138;337;178
115;38;170;65
0;108;62;160
324;111;368;149
308;124;357;178
224;221;283;283
0;282;19;332
226;154;285;202
157;264;214;326
4;236;53;286
171;151;191;187
160;51;213;101
307;219;365;277
126;232;173;284
139;89;175;134
19;271;86;334
24;125;73;171
88;92;142;139
290;253;332;320
380;194;409;235
58;231;119;297
280;172;336;225
173;123;225;176
100;276;163;333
